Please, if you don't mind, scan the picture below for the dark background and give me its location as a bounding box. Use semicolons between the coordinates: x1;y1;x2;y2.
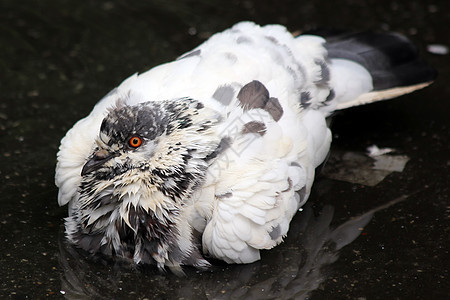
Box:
1;0;448;298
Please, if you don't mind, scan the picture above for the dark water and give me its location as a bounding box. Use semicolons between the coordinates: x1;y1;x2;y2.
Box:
1;0;448;298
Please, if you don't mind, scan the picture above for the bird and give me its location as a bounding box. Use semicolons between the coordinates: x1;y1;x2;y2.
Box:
55;22;436;273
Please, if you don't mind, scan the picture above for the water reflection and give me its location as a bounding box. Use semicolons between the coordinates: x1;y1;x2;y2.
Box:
58;197;405;299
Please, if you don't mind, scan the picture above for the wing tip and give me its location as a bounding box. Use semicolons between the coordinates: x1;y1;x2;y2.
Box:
336;81;434;110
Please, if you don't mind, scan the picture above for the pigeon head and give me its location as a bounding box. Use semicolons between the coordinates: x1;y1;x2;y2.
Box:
81;98;219;199
81;101;169;180
72;97;222;272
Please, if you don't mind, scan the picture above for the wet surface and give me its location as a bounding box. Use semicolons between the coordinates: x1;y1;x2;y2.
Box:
1;0;449;298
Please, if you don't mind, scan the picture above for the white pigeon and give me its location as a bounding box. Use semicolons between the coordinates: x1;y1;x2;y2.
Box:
55;22;435;273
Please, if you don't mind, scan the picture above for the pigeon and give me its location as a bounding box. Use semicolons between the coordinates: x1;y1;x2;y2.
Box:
55;22;435;273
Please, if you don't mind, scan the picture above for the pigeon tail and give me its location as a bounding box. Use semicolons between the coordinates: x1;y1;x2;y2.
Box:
309;30;437;111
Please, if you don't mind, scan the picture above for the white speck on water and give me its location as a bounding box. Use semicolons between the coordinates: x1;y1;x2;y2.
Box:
427;44;449;55
188;27;197;35
367;145;394;157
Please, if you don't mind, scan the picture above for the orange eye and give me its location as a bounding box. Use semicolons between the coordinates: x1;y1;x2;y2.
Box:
128;136;142;148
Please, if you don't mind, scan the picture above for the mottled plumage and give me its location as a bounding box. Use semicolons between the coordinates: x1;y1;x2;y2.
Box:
55;22;435;272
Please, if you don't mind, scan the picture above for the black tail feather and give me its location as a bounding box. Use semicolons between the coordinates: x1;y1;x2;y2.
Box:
308;30;437;90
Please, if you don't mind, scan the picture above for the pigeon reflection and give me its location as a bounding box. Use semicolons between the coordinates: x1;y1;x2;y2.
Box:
58;196;405;299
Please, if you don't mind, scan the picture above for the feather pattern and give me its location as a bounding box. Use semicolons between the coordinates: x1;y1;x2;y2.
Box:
55;22;435;270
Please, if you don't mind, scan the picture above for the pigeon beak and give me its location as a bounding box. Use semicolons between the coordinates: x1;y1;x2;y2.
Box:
81;149;117;176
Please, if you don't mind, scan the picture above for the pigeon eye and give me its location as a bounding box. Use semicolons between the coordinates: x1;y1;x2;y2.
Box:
128;136;142;148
